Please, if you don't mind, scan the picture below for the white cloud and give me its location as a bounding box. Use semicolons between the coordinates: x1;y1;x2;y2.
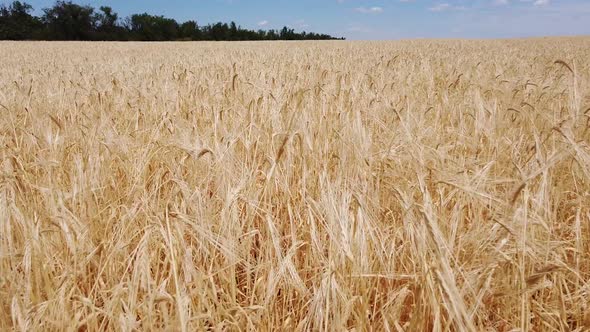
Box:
428;3;467;11
257;20;268;27
343;0;590;39
519;0;549;5
295;19;309;29
429;3;451;11
355;6;384;14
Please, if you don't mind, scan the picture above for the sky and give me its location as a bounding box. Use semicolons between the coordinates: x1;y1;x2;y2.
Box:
19;0;590;40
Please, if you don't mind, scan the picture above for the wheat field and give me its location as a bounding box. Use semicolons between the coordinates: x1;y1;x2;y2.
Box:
0;38;589;331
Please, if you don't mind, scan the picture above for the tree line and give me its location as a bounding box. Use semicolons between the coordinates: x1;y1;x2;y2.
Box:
0;1;344;41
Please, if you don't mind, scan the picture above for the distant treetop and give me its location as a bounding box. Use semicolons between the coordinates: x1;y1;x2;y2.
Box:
0;1;345;41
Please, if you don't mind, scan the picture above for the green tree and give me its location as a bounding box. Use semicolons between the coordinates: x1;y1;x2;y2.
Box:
179;20;200;40
0;0;344;41
93;6;124;40
207;22;230;41
0;1;42;39
280;26;296;40
42;1;96;40
229;21;237;40
129;13;179;41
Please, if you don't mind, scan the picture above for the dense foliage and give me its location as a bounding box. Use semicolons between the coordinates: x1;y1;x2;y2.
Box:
0;1;343;41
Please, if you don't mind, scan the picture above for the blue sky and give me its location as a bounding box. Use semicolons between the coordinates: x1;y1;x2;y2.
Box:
19;0;590;39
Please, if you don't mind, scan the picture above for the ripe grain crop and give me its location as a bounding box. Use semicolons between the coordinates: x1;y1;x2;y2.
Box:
1;38;589;331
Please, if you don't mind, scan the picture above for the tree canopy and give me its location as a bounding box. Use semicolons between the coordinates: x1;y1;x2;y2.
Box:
0;1;344;41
